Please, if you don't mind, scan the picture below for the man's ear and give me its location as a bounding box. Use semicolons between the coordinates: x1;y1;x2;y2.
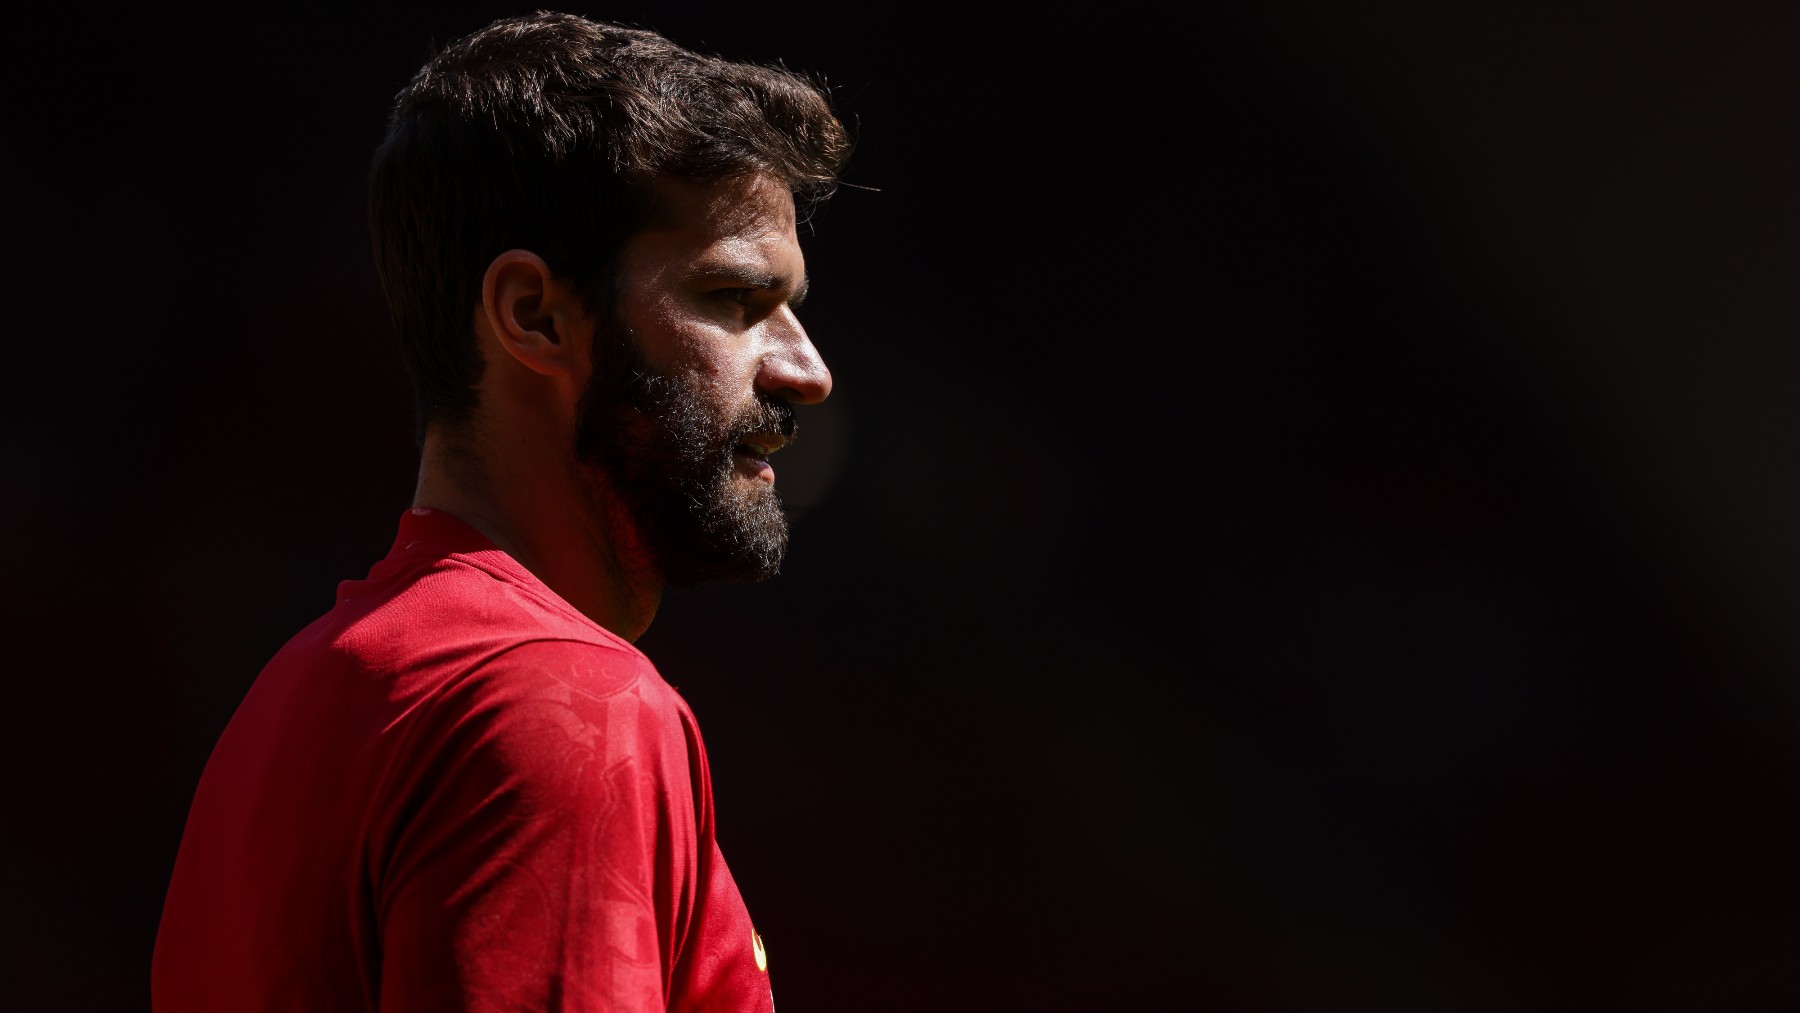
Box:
478;249;586;377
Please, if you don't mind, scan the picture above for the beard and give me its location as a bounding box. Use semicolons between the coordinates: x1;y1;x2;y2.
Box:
574;319;796;588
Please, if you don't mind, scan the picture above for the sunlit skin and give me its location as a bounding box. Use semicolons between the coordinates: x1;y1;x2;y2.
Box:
412;172;830;641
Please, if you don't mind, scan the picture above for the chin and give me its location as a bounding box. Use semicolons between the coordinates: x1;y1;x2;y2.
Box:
651;478;789;589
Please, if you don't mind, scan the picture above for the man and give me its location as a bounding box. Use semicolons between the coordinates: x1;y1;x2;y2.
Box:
152;13;848;1011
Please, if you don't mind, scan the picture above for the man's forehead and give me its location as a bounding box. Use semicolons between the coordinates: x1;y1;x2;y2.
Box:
625;173;803;280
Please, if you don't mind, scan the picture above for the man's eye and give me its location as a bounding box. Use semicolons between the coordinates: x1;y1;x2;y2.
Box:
718;288;755;306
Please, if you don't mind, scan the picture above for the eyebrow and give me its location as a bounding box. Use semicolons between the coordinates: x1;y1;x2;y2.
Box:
695;264;810;307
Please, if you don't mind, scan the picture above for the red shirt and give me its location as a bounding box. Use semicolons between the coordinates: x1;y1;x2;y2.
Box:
154;508;774;1011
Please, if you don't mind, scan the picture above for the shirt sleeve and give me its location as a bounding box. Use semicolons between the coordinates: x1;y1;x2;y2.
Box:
370;639;698;1012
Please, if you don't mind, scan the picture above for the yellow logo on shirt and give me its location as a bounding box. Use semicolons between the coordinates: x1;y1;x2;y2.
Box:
752;930;768;972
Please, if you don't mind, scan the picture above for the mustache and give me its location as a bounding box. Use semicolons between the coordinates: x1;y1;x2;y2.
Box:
729;395;798;444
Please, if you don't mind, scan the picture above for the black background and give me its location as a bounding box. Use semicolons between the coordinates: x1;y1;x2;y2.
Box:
6;2;1800;1010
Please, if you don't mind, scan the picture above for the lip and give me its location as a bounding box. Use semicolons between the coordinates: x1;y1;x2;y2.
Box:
735;432;789;458
733;432;786;483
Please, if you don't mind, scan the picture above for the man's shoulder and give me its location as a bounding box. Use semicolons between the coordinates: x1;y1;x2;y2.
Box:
359;543;628;644
459;637;668;712
312;539;635;667
258;535;673;729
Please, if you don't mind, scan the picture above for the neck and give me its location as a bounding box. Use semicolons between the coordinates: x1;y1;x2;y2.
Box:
412;423;662;642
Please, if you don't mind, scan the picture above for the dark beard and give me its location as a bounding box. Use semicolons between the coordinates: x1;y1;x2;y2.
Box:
574;322;797;587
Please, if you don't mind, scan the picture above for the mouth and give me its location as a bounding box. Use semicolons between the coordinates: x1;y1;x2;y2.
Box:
736;438;785;458
733;432;788;482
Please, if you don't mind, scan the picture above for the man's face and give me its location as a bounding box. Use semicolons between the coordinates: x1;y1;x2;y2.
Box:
575;173;830;587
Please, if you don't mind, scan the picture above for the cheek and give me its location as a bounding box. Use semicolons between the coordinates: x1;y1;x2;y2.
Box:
626;297;763;399
689;368;746;418
642;314;736;378
622;292;702;361
672;340;759;402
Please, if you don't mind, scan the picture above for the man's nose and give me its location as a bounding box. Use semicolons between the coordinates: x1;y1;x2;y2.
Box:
756;312;831;405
